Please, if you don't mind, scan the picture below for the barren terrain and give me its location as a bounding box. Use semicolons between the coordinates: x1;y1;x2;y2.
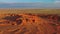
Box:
0;9;60;34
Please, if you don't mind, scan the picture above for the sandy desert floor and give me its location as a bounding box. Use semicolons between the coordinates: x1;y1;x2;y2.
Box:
0;9;60;34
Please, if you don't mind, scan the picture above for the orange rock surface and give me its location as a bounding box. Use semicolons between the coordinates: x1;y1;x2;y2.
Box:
0;14;59;34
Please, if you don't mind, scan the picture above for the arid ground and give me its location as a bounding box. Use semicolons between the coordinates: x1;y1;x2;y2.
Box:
0;9;60;34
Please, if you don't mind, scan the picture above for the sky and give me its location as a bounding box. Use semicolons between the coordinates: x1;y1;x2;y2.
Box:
0;0;59;3
0;0;60;8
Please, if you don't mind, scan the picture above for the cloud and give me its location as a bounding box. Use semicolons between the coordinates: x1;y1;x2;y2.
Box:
55;1;60;3
54;0;60;3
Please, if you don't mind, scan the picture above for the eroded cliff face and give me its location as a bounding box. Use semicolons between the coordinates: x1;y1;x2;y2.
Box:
0;13;59;34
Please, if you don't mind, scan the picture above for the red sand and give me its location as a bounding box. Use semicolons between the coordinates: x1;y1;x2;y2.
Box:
0;14;60;34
